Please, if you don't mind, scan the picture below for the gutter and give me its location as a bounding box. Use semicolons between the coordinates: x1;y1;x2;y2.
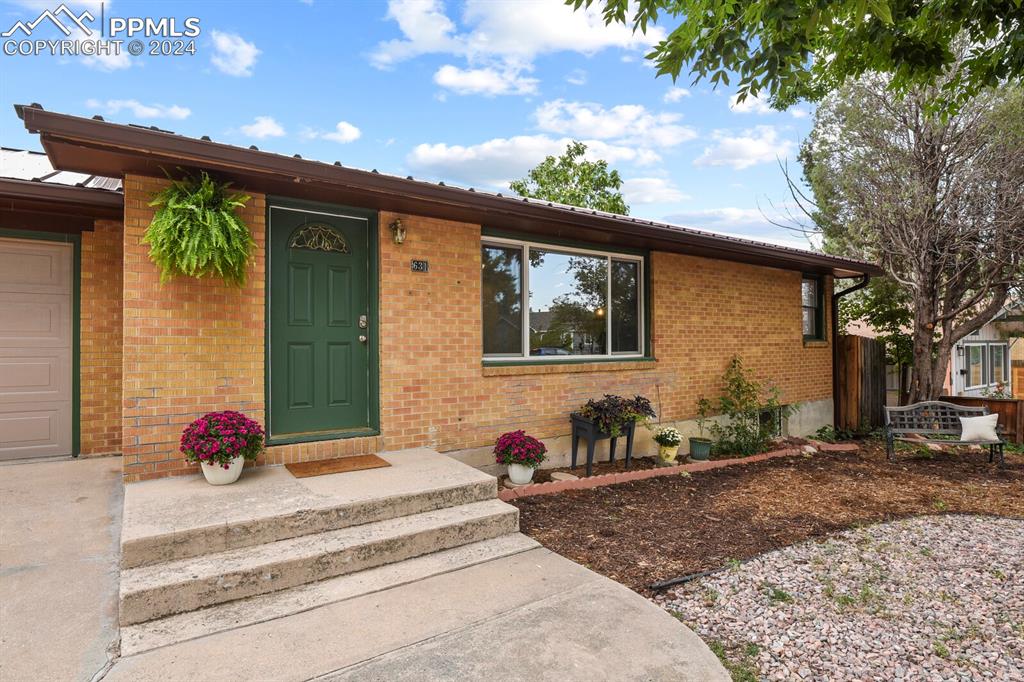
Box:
832;275;872;428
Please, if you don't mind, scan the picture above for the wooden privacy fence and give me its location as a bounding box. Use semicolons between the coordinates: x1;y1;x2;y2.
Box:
940;395;1024;444
836;334;886;432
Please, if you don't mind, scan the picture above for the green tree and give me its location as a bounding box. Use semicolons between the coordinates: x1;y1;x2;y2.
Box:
510;140;629;215
572;0;1024;113
797;73;1024;401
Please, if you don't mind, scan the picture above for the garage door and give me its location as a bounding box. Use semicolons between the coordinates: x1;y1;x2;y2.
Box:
0;238;73;459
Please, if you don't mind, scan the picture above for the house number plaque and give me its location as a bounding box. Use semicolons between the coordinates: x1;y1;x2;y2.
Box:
410;259;429;272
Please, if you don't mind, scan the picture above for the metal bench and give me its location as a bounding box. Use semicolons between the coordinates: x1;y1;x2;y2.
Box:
884;401;1005;465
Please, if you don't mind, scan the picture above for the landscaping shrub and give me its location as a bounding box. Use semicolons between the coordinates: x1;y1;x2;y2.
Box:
710;356;795;456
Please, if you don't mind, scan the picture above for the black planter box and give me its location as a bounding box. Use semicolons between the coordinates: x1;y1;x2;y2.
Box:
569;413;637;477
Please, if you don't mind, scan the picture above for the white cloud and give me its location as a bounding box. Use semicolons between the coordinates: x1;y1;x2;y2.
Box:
434;64;538;96
694;126;793;170
789;108;810;119
371;0;664;95
566;69;587;86
240;116;285;139
729;93;774;114
81;50;131;71
621;177;690;205
535;99;697;147
372;0;662;67
211;30;260;76
662;207;817;250
302;121;361;143
407;134;659;188
86;98;191;120
663;87;691;103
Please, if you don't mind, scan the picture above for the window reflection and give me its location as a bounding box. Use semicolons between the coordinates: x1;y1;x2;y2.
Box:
528;249;607;356
481;245;523;355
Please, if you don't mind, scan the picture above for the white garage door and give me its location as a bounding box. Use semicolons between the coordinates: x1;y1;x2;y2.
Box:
0;237;73;460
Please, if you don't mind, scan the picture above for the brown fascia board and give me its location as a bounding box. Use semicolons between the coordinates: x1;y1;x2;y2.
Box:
0;177;122;218
18;105;883;278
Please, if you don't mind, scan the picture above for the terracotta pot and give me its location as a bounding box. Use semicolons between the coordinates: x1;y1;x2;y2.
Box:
201;455;244;485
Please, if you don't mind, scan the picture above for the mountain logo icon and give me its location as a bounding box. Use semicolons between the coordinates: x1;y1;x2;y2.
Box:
2;4;95;38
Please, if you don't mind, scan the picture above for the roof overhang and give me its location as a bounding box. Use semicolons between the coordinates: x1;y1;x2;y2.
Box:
17;105;883;278
0;176;123;232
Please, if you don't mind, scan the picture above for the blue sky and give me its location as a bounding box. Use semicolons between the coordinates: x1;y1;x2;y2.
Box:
1;0;818;249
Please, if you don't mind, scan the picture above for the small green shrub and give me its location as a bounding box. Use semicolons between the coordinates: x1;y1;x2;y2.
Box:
709;356;795;456
143;171;255;286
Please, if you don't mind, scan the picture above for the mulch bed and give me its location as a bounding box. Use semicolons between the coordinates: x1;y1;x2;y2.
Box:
511;440;1024;595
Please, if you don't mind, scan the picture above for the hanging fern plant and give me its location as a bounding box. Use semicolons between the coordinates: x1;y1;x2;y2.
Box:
143;171;255;286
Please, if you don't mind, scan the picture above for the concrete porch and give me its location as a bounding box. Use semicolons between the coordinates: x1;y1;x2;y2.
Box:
3;449;727;680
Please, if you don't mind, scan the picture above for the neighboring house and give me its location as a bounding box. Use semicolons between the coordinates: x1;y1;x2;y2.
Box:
946;310;1018;397
0;105;882;481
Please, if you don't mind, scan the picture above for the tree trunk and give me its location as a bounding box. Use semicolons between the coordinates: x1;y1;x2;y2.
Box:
909;293;938;402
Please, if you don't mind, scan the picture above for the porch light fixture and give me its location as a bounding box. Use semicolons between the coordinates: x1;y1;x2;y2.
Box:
595;307;605;318
389;218;406;245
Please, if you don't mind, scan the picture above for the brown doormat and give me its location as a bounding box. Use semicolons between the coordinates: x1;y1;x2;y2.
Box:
286;454;391;478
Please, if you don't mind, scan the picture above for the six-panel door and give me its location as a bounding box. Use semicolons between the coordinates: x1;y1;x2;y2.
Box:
268;207;371;439
0;237;73;459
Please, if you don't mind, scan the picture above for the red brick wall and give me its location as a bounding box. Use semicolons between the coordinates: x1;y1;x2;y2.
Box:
79;219;123;456
116;181;831;481
121;175;265;481
376;212;832;453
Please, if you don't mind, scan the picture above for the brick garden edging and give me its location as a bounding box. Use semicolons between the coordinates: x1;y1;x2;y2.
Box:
498;441;860;501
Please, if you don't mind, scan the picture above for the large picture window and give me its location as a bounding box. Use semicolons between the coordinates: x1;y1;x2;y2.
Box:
481;238;644;360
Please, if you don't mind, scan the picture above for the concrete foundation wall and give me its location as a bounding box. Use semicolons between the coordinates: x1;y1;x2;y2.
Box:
451;399;834;476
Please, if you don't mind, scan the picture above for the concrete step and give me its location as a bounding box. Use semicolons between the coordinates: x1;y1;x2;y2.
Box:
121;449;497;569
120;533;541;655
119;499;519;626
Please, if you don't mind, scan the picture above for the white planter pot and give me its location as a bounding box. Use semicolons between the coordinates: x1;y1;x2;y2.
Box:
507;463;536;485
201;455;245;485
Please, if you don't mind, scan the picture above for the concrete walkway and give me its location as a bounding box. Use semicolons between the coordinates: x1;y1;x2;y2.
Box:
1;456;123;682
2;456;728;681
106;546;727;681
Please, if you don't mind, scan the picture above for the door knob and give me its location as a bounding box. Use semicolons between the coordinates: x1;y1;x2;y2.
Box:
359;335;368;343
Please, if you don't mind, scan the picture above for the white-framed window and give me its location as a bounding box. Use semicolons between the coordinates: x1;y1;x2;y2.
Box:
481;237;645;360
964;341;1009;389
989;344;1008;385
965;344;987;389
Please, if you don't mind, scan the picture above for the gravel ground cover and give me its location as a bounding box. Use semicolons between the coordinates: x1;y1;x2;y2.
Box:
658;515;1024;681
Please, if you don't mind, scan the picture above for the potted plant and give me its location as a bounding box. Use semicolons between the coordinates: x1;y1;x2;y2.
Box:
574;394;656;438
653;426;683;464
494;430;547;485
143;171;255;286
180;410;265;485
689;397;713;461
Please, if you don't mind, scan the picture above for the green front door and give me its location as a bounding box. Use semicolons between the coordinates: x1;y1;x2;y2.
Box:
268;204;375;439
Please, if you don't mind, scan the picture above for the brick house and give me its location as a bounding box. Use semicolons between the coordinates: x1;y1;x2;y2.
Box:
1;105;882;481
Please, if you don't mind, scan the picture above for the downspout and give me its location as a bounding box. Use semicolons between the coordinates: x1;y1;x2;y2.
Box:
832;275;871;428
